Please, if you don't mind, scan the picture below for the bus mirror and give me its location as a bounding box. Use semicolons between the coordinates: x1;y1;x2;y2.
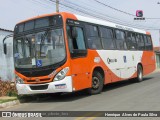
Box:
3;43;7;55
72;27;78;39
2;34;13;55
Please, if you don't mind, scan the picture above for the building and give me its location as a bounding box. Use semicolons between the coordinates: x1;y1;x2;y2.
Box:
154;46;160;69
0;28;14;81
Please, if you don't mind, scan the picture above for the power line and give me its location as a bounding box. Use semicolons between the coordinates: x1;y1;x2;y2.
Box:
29;0;76;14
28;0;55;10
63;0;156;29
57;0;160;29
93;0;135;16
62;0;135;24
93;0;160;20
29;0;160;30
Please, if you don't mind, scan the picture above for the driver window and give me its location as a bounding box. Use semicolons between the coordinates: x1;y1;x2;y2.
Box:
67;26;86;52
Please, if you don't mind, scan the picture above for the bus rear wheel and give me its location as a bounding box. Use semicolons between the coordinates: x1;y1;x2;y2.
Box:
136;65;143;82
87;71;103;95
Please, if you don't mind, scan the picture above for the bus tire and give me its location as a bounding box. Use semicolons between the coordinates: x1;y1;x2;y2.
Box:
87;71;103;95
136;65;143;82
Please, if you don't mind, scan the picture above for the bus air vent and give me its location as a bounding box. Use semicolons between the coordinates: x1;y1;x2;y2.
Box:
30;84;48;90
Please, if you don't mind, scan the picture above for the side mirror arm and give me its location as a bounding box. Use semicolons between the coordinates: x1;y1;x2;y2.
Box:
3;34;13;55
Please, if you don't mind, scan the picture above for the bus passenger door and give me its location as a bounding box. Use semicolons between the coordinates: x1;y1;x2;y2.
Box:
67;25;91;91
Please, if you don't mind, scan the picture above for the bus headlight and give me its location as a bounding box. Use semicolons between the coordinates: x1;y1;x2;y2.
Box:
54;67;69;81
15;75;24;84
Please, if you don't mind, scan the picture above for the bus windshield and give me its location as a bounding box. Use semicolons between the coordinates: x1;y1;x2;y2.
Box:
14;28;66;68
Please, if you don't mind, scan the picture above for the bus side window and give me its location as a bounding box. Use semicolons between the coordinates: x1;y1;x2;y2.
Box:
131;33;137;50
115;30;127;50
99;27;115;50
126;32;137;50
146;36;153;50
67;26;74;52
136;34;145;50
85;24;102;49
143;35;148;50
67;26;86;52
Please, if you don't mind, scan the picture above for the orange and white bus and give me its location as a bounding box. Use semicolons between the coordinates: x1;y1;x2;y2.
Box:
5;12;156;95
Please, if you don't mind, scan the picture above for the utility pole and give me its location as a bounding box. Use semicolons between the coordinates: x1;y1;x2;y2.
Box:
56;0;59;12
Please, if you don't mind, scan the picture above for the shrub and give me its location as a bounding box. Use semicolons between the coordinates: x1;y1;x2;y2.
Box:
0;80;17;97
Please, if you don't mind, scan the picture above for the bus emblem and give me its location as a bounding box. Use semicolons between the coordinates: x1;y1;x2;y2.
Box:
107;58;117;64
35;78;40;82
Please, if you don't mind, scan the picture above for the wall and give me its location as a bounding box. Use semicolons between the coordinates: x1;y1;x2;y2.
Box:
155;53;160;69
0;30;14;81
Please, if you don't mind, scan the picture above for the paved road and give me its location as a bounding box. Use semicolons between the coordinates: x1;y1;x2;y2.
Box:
1;72;160;120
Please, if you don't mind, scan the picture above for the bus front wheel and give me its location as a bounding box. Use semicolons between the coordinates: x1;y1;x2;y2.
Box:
87;71;103;95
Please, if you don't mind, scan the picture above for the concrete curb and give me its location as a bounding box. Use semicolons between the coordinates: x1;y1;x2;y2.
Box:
0;95;36;109
0;100;20;109
0;95;51;109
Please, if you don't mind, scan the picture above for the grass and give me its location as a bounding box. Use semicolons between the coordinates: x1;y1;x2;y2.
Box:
0;98;18;104
0;91;18;104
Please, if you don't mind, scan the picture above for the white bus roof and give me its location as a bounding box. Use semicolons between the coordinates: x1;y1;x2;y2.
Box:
75;14;146;34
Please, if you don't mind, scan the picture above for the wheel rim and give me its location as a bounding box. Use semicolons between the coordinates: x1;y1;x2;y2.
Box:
92;77;100;89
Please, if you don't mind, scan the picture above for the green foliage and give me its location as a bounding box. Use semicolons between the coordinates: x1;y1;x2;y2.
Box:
6;91;18;97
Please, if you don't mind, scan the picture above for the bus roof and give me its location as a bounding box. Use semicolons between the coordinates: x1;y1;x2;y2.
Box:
74;14;147;34
17;13;56;24
17;12;149;35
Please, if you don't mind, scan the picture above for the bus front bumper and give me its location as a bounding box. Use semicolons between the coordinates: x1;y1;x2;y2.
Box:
16;76;73;95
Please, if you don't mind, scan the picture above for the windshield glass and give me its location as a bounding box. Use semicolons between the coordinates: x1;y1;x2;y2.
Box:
14;28;66;68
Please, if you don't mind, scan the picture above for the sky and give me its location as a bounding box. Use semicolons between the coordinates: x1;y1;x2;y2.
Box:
0;0;160;46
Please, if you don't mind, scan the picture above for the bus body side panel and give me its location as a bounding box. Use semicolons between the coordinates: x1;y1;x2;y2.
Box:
141;51;156;75
96;50;155;83
96;50;143;81
69;49;116;91
70;55;92;91
69;49;156;92
87;50;113;84
141;31;156;75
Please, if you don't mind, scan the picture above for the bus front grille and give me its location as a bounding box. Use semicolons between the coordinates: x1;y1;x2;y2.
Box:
30;84;48;90
27;78;51;83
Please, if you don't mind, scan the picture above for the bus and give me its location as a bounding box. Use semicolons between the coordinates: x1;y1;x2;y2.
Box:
4;12;156;95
